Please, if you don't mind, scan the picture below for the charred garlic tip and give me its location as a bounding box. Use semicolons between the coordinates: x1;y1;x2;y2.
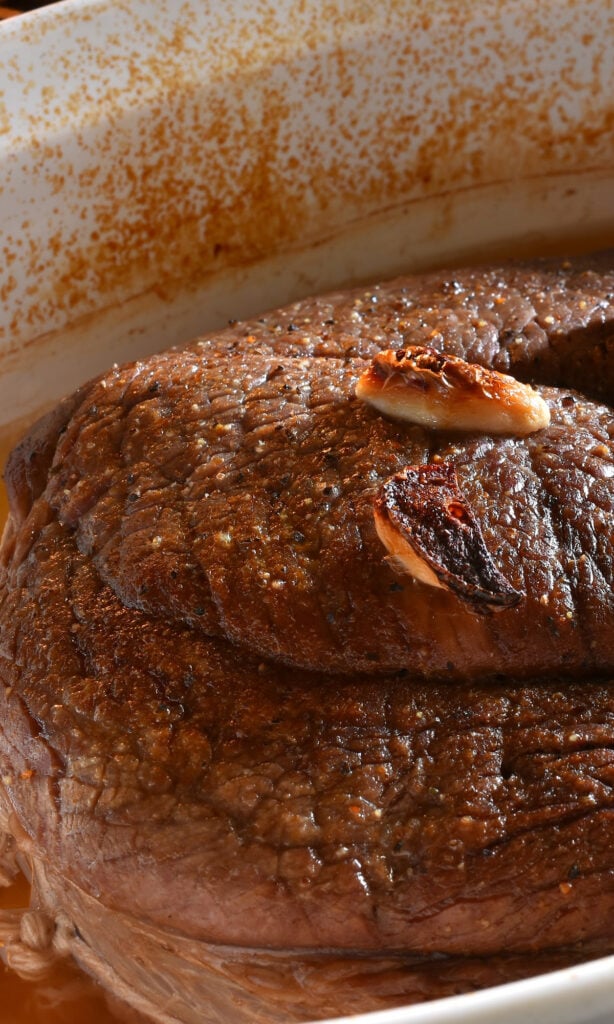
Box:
356;346;550;436
374;464;523;612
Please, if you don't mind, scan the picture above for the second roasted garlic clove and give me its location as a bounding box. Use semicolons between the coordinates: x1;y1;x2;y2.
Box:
356;346;550;436
374;463;522;612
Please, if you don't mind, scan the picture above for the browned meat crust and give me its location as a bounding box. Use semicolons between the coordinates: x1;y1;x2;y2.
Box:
8;257;614;679
1;252;614;1020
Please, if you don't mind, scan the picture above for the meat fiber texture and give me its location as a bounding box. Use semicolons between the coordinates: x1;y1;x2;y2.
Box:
1;253;614;1022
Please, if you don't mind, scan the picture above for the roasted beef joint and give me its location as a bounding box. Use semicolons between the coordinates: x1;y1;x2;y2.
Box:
1;253;614;1022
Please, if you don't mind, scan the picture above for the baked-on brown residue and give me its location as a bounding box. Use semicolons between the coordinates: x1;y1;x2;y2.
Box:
374;463;523;612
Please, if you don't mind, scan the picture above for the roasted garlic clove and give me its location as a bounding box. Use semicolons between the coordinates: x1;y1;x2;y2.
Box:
356;346;550;435
374;464;522;612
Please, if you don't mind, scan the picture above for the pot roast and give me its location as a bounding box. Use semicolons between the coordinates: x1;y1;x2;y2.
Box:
1;252;614;1021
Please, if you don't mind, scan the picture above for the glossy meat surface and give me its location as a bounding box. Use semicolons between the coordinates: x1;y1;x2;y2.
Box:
15;255;614;678
1;253;614;1019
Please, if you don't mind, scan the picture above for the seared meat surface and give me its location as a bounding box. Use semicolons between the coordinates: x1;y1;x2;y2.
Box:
14;256;614;678
1;252;614;1021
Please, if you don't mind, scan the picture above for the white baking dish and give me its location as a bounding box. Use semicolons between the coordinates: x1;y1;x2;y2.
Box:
1;1;614;1022
2;0;614;427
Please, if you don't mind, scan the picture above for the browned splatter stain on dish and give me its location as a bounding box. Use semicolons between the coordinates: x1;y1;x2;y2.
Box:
1;0;614;351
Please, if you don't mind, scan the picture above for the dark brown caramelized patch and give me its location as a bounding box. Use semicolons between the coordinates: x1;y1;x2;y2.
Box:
376;464;523;612
373;345;479;387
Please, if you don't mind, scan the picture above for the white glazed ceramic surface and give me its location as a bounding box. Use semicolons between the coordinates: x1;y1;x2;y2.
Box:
1;1;614;1022
1;0;614;423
